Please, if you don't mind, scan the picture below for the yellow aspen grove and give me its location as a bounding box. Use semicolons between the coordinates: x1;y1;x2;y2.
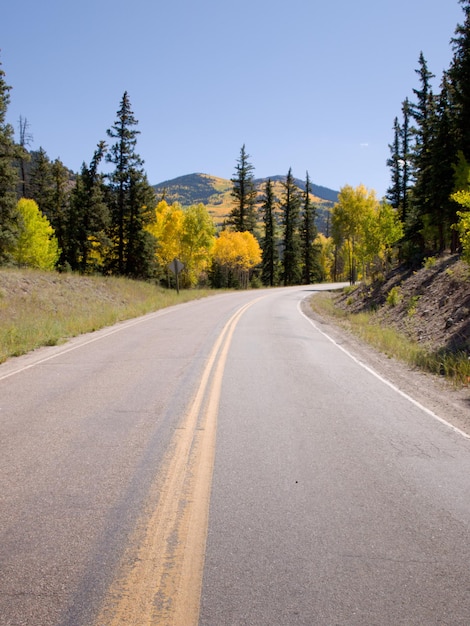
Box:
146;200;184;285
12;198;60;270
332;185;403;282
147;201;215;287
451;190;470;263
180;203;215;287
147;200;184;265
313;233;335;282
213;230;261;288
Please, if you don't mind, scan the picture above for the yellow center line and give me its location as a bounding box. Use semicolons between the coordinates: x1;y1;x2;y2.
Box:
95;298;260;626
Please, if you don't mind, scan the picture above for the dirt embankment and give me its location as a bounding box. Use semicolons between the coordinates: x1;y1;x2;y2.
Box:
336;255;470;355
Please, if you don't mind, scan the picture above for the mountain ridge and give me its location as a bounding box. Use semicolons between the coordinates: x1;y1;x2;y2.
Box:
153;173;338;231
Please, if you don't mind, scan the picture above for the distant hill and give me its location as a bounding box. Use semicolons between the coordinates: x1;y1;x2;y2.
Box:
153;173;338;233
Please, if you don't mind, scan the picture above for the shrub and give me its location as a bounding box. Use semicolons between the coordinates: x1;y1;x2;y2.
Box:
386;286;402;307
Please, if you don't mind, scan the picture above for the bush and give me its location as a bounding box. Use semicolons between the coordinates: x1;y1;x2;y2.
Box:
386;286;402;307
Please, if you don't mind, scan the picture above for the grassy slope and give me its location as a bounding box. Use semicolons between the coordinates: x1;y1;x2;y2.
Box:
309;255;470;385
0;269;214;363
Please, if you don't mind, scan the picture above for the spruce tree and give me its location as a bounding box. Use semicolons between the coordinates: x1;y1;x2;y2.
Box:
29;148;54;211
69;141;110;272
386;117;402;211
401;98;413;224
0;57;22;263
228;144;257;233
387;101;413;229
300;172;318;284
410;52;436;227
17;116;32;198
449;0;470;160
428;76;459;251
50;158;72;267
106;92;156;277
260;178;279;286
281;168;301;286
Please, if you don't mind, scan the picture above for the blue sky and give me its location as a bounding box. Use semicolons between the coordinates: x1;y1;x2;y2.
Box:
0;0;464;197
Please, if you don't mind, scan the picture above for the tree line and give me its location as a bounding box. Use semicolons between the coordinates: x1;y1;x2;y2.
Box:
2;1;470;289
386;0;470;264
0;61;326;287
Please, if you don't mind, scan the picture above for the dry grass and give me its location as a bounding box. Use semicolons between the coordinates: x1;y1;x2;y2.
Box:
309;291;470;387
0;269;214;363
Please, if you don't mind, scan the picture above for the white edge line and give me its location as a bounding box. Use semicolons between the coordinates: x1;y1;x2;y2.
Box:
0;306;175;383
0;292;264;383
297;298;470;441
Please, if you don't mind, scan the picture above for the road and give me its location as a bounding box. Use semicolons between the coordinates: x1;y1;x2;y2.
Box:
1;285;470;625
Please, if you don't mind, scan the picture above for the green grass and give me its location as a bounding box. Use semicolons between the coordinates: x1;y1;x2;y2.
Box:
309;291;470;387
0;269;217;364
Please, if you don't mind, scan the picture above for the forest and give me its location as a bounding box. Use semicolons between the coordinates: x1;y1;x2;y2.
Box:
1;0;470;289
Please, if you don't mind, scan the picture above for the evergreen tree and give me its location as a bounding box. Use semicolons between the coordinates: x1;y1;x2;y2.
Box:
410;52;436;226
387;100;413;229
428;75;460;251
16;116;32;198
228;144;257;233
300;172;318;284
386;117;402;210
281;168;301;286
49;158;72;267
69;141;110;272
0;57;22;263
449;0;470;160
260;178;279;286
30;153;73;268
401;98;413;224
124;170;158;279
29;147;54;211
106;91;157;277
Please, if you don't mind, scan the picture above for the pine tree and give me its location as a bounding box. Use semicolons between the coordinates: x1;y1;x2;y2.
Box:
410;52;436;225
49;158;72;267
69;141;110;272
16;116;32;198
300;172;318;284
260;178;279;286
29;148;54;211
386;117;402;211
281;168;301;286
428;75;460;251
449;0;470;160
387;101;413;229
0;57;22;263
401;98;413;224
228;144;257;233
106;92;157;277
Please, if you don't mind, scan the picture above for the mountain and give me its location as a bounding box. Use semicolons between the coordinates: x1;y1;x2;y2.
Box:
152;173;338;233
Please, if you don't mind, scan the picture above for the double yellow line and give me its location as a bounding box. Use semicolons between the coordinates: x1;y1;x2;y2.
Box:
96;298;258;626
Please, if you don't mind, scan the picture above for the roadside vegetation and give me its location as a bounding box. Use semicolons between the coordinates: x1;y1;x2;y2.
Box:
0;269;214;363
309;255;470;387
2;5;470;383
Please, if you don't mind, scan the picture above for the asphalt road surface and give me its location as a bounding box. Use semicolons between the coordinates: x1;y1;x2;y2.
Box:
1;285;470;625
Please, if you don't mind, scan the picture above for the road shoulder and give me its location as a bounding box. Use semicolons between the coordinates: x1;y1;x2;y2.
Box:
301;299;470;437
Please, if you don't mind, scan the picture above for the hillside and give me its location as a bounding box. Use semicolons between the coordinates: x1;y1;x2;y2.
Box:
153;173;338;232
334;255;470;355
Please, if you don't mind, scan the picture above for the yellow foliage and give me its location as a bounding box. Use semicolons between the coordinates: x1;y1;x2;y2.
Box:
314;233;334;281
451;190;470;263
147;200;185;267
13;198;60;270
213;230;261;271
146;201;215;286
